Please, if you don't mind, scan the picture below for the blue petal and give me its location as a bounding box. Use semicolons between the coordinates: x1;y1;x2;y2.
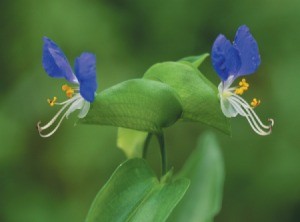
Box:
233;25;261;76
74;53;97;102
211;34;241;81
42;37;78;83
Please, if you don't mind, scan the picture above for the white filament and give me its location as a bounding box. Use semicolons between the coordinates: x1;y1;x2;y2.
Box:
37;94;90;138
219;77;273;136
228;96;273;136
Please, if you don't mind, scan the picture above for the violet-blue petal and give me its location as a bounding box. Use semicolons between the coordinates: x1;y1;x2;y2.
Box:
211;34;241;81
42;37;78;83
233;25;261;76
74;53;97;102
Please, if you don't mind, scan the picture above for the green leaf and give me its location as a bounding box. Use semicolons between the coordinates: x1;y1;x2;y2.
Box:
143;61;230;135
117;127;148;158
81;79;182;133
179;53;209;68
85;158;190;222
168;132;225;222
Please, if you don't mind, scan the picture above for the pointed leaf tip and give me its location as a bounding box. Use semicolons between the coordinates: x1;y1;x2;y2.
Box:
179;53;210;68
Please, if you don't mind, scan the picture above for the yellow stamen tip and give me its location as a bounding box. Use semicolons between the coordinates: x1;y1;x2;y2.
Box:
235;88;244;95
47;96;57;107
62;84;75;98
66;89;74;98
235;90;241;95
236;78;250;95
239;78;250;88
62;84;69;91
251;98;261;108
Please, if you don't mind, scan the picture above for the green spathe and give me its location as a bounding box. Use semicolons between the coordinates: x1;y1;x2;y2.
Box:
81;79;182;133
81;54;230;135
143;59;230;134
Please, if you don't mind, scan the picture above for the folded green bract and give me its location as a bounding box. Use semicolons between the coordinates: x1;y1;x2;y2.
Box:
81;54;230;135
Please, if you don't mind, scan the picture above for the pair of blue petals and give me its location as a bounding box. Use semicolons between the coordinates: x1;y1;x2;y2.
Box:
211;25;261;81
42;37;97;102
42;25;259;102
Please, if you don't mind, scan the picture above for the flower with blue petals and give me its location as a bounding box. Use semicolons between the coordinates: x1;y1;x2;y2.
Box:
211;25;273;135
37;37;97;137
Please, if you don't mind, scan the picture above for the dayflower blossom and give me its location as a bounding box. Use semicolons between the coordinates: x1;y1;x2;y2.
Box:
211;25;273;135
37;37;97;137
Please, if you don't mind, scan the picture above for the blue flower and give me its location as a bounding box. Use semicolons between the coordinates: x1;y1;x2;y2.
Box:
37;37;97;137
211;25;273;135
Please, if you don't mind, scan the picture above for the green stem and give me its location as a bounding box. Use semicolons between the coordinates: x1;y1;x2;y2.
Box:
156;133;167;176
142;133;153;159
142;132;167;176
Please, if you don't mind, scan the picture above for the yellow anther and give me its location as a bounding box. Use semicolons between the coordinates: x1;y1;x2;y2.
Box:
47;96;57;107
235;86;248;95
251;98;261;108
235;79;250;95
66;88;74;98
62;84;70;91
235;88;244;95
239;78;249;88
62;84;75;98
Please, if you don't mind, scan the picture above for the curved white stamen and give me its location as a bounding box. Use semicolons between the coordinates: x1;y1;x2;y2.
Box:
229;97;272;135
229;99;265;135
229;99;268;135
38;110;69;138
218;76;273;136
54;97;78;105
231;100;271;135
37;94;83;137
230;96;271;130
231;94;274;129
37;102;71;131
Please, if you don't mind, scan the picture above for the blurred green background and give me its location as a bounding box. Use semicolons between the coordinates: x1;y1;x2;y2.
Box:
1;0;300;221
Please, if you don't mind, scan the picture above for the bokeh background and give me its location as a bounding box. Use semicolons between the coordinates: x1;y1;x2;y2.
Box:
1;0;300;221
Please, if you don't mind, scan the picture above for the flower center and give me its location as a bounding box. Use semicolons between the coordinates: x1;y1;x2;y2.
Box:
221;90;232;99
219;78;273;136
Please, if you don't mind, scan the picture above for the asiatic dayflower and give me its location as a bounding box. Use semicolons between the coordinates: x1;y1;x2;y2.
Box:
211;25;274;135
37;37;97;137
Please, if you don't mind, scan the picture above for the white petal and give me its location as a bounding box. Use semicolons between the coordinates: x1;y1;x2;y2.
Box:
220;96;238;117
65;98;84;119
219;75;235;92
78;101;90;118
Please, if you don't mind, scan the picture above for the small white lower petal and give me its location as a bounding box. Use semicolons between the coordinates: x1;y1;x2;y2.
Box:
220;96;238;117
78;101;90;118
65;97;85;119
